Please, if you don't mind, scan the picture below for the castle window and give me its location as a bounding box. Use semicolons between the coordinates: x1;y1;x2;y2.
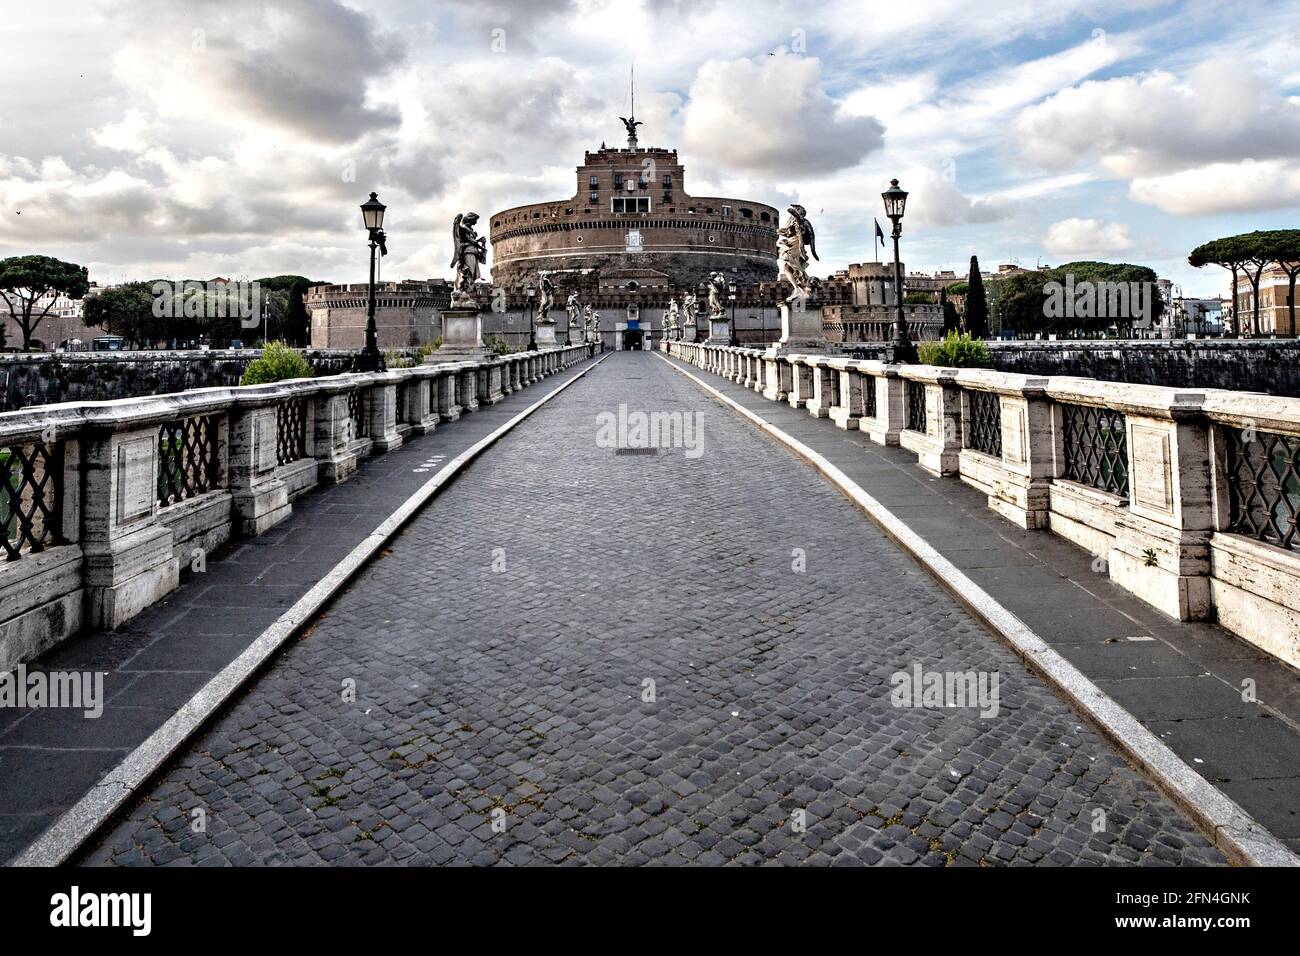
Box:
611;197;650;214
662;174;671;187
722;206;731;219
662;191;672;203
613;173;623;188
590;191;598;203
760;212;770;222
589;175;598;187
740;207;752;218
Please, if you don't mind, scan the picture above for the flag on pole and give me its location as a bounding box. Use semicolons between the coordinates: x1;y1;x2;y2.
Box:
874;218;885;262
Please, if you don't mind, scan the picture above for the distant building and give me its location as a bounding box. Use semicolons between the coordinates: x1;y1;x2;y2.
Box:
488;125;779;292
1233;264;1297;336
820;262;944;344
0;282;105;350
305;280;449;349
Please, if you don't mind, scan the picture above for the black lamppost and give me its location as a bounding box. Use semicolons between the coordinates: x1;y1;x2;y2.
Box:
728;280;739;346
696;280;707;343
525;281;537;351
882;179;917;364
356;191;388;372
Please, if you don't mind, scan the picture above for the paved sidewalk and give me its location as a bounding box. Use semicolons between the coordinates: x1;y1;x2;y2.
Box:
0;356;601;865
662;352;1300;854
83;353;1224;865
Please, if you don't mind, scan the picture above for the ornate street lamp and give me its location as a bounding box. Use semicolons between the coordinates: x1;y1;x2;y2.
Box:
882;178;917;364
728;280;739;347
525;281;537;351
355;191;388;372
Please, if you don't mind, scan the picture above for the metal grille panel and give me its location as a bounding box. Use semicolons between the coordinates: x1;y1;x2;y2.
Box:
1226;426;1300;551
965;390;1002;458
1061;403;1129;497
395;382;409;425
158;415;219;506
347;389;370;438
863;373;877;418
276;398;309;466
0;440;64;561
906;380;927;433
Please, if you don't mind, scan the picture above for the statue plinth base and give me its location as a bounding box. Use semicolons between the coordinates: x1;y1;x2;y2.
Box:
706;318;732;344
768;302;826;355
534;321;558;350
426;308;491;362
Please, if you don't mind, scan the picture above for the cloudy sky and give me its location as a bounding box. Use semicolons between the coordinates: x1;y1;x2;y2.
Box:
2;0;1298;296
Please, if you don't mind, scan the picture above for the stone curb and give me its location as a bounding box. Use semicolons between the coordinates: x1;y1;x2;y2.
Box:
10;352;612;867
659;352;1300;868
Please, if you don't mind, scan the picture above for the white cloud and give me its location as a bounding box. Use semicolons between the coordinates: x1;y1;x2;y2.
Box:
1015;59;1300;180
682;52;884;178
1129;159;1300;216
1042;218;1135;259
901;167;1012;228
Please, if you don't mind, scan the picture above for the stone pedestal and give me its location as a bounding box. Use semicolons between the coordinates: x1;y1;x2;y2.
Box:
477;362;505;406
434;369;461;423
368;376;403;452
229;404;291;535
899;373;961;476
805;359;837;419
1107;409;1214;620
427;308;491;362
706;318;731;344
314;390;359;483
762;354;793;402
535;321;558;351
775;301;826;352
80;426;181;628
860;370;905;446
402;373;439;434
827;362;865;430
787;359;815;409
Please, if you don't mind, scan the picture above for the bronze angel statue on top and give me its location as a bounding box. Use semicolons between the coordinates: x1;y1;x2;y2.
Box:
619;115;643;147
777;204;819;304
450;212;487;307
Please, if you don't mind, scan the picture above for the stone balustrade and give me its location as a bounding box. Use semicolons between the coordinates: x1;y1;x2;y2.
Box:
0;344;594;669
665;339;1300;669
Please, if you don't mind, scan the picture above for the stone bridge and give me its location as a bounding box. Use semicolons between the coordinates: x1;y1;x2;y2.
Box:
0;340;1297;867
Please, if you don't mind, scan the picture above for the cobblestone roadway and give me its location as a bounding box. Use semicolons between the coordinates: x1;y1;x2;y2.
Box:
86;353;1224;865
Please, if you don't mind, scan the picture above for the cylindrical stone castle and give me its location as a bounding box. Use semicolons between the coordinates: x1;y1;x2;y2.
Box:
489;140;779;290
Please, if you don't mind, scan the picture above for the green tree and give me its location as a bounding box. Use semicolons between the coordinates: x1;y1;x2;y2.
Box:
992;261;1165;336
918;331;993;368
940;286;959;335
257;275;323;346
1273;232;1300;337
240;341;314;385
0;255;90;349
964;256;988;338
83;283;158;346
1191;230;1300;337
